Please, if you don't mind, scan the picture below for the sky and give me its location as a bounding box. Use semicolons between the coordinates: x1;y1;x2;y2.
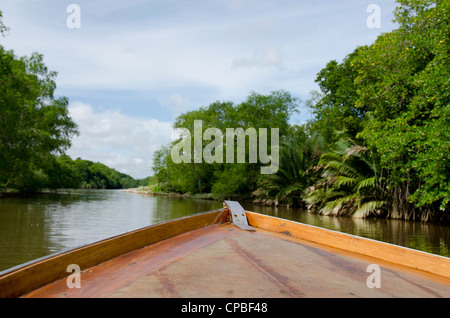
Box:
0;0;398;179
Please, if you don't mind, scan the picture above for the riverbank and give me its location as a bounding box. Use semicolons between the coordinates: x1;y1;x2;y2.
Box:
122;187;450;225
122;187;293;208
122;187;218;201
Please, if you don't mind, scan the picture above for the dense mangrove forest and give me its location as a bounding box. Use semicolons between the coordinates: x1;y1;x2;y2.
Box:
151;0;449;223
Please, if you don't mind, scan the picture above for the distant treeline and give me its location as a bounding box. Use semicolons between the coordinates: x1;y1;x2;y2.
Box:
2;153;149;192
0;11;150;192
53;155;151;190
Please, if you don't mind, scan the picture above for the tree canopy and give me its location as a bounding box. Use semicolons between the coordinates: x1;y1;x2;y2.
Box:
152;0;449;222
302;0;449;221
153;90;300;199
0;12;142;191
0;45;79;190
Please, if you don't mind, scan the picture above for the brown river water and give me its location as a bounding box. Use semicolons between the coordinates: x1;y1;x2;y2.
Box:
0;190;449;272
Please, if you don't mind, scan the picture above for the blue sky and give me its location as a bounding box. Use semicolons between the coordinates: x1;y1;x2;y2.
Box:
0;0;398;178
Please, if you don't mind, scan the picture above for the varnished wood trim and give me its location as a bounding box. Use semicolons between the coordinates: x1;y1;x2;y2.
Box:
245;211;450;280
0;208;228;298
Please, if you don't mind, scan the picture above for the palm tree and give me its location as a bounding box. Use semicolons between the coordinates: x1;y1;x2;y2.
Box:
256;128;325;206
257;140;308;206
304;136;388;218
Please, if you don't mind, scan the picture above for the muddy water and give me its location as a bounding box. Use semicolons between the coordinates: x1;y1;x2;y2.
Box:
0;190;448;272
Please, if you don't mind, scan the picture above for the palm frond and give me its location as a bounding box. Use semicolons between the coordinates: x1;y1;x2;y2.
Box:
335;176;357;187
355;176;376;192
322;161;359;179
352;200;386;218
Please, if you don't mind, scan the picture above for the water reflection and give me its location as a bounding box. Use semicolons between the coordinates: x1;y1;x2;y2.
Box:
243;203;450;257
0;191;448;273
152;196;223;222
0;191;221;272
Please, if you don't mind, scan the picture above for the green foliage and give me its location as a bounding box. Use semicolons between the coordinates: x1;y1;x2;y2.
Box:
304;136;388;218
152;145;201;193
151;0;449;225
305;0;449;220
0;45;78;191
0;10;9;36
353;0;449;212
54;156;139;190
256;124;325;206
308;49;363;143
0;12;146;192
152;90;300;198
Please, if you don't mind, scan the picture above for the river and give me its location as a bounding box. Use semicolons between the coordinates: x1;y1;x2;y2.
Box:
0;190;449;272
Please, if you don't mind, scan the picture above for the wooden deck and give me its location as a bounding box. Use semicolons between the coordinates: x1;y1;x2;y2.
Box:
1;202;449;298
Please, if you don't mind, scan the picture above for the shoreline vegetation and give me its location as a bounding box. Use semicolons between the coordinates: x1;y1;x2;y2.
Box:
123;186;294;207
123;187;216;200
1;1;449;224
148;1;449;224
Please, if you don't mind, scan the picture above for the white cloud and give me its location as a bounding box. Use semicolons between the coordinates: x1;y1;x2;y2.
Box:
67;102;173;179
158;93;193;118
226;0;247;11
231;46;283;69
0;0;398;106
